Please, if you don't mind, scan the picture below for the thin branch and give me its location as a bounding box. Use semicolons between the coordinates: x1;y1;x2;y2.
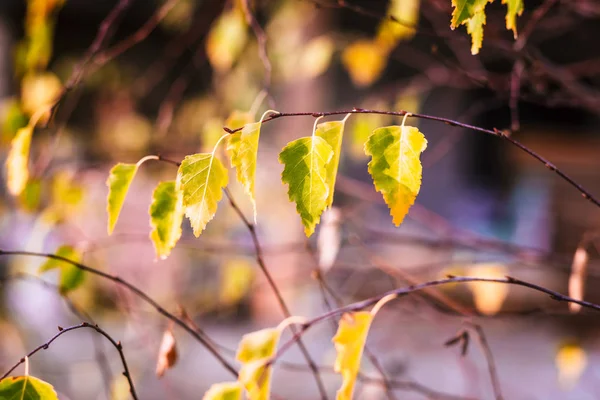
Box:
0;250;238;377
223;189;329;400
466;323;504;400
223;108;600;208
1;322;138;400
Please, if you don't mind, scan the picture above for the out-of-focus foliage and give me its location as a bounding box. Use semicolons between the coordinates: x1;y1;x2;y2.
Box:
203;382;243;400
467;264;509;315
149;181;184;260
38;245;85;294
556;341;587;390
155;328;178;378
236;328;281;400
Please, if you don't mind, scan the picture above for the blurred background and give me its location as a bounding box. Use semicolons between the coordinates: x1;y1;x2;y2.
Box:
0;0;599;399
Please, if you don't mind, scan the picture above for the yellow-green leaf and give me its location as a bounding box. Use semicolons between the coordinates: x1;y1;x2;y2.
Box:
348;112;390;160
315;119;348;208
106;163;138;235
177;152;229;237
6;125;33;196
341;40;388;87
226;121;261;222
203;382;243;400
450;0;491;55
279;136;334;236
0;375;59;400
364;125;427;226
236;328;280;400
502;0;523;38
149;181;184;260
206;8;247;72
39;245;85;294
376;0;420;48
333;312;374;400
220;258;255;306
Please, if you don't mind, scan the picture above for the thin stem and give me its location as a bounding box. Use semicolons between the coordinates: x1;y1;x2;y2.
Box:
467;323;504;400
1;322;138;400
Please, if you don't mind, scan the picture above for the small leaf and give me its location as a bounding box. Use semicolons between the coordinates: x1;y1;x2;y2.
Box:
364;125;427;226
236;328;281;400
203;382;243;400
502;0;524;38
39;245;85;294
6;125;33;196
220;258;255;307
450;0;491;55
467;264;508;316
106;163;138;235
568;247;588;313
206;8;247;72
341;40;388;87
333;312;374;400
279;136;334;236
556;341;587;390
149;181;184;260
0;375;59;400
177;152;229;237
227;121;261;222
315;119;348;208
156;328;178;378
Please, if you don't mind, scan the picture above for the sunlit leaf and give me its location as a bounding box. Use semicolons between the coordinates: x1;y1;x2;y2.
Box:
39;245;85;294
236;328;281;400
106;163;138;235
1;99;28;142
450;0;491;55
502;0;523;38
299;35;335;79
341;40;388;87
225;110;254;130
376;0;420;47
317;207;342;273
556;341;587;390
156;328;178;378
206;8;247;72
227;121;261;222
18;178;42;212
568;247;588;313
6;125;34;196
149;181;184;260
203;382;243;400
467;264;508;315
21;72;62;117
220;258;255;307
333;312;373;400
315;119;348;208
177;152;229;237
0;375;58;400
50;171;85;219
279;136;334;236
364;125;427;226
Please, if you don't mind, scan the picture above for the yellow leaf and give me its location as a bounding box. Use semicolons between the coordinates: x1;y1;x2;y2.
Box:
236;328;281;400
203;382;243;400
106;163;139;235
556;341;587;390
333;312;373;400
502;0;524;38
156;328;178;378
364;125;427;226
376;0;420;48
299;35;335;79
341;40;388;87
5;125;33;196
149;181;184;260
568;246;589;313
348;111;390;160
225;110;254;130
206;8;248;72
220;258;255;306
467;264;508;315
316;117;349;208
20;72;62;117
450;0;492;55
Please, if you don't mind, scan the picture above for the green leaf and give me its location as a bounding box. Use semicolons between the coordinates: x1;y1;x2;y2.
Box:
149;181;184;260
279;136;334;237
226;121;261;222
39;245;85;294
315;119;348;208
365;125;427;226
0;375;59;400
450;0;491;54
203;382;243;400
177;152;229;237
502;0;523;38
106;163;138;235
5;125;33;196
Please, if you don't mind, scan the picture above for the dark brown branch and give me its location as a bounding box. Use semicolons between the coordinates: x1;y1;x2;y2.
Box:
223;108;600;208
1;322;138;400
0;249;238;377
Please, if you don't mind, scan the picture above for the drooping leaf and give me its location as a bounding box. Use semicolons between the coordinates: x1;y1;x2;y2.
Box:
6;125;33;196
38;245;85;294
348;111;390;159
556;341;587;390
279;136;334;236
236;328;281;400
467;264;508;316
149;181;184;260
450;0;491;55
568;247;589;314
0;375;59;400
226;121;261;222
376;0;420;48
341;40;388;87
364;125;427;226
156;328;178;378
502;0;524;38
177;152;229;237
106;163;138;235
206;8;247;72
333;312;374;400
203;382;243;400
315;119;348;208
